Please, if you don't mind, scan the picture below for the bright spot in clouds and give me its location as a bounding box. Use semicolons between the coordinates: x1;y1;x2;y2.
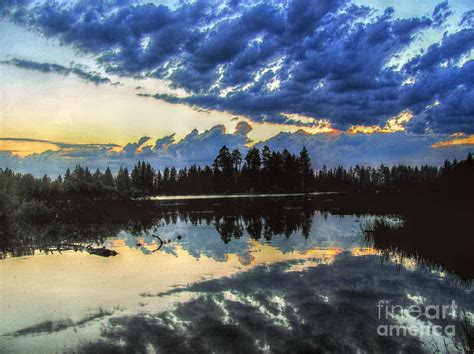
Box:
348;111;414;134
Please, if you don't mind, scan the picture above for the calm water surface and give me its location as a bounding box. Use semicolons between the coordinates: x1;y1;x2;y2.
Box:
0;196;472;353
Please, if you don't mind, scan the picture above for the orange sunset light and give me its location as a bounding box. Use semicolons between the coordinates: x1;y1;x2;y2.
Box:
432;134;474;148
348;110;413;134
0;139;59;157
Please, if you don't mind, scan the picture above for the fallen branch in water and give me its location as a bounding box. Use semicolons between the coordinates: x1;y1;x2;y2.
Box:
39;243;118;257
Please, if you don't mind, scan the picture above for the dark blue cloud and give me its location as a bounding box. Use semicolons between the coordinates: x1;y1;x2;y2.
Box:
0;0;31;19
4;309;113;337
2;0;473;134
403;30;474;74
153;134;175;150
460;9;474;28
431;1;452;27
403;60;474;134
0;58;118;85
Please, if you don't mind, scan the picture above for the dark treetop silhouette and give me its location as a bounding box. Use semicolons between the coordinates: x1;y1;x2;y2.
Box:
2;147;471;202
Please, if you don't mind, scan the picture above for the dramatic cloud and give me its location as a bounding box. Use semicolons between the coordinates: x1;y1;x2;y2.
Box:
122;136;151;157
460;9;474;28
0;58;118;85
1;0;473;134
403;29;474;74
431;1;452;27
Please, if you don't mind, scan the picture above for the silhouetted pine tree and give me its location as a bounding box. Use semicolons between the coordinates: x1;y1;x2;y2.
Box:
299;147;313;192
103;167;115;189
116;166;131;196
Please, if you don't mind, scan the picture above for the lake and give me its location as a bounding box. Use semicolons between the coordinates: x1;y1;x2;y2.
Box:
0;195;473;353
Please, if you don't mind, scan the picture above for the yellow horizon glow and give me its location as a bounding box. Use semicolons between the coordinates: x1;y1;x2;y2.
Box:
0;65;240;145
0;139;60;157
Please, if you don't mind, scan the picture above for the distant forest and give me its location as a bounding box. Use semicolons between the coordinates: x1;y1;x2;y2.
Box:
1;146;473;202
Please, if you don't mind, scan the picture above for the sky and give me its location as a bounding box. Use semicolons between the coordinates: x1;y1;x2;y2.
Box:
0;0;473;175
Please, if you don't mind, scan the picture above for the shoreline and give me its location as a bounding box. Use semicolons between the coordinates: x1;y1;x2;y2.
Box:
143;191;341;201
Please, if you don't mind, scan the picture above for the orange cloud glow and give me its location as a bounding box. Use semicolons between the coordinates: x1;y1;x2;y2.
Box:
432;134;474;148
282;113;337;134
0;139;59;157
348;110;413;135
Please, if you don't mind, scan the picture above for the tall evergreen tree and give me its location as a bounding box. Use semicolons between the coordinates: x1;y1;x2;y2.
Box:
116;166;131;196
103;167;115;188
131;161;141;191
231;149;242;172
214;146;233;174
299;147;313;191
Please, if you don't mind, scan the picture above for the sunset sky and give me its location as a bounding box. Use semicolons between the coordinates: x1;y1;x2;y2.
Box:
0;0;473;175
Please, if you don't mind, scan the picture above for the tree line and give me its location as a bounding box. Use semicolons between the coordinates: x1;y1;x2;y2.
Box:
0;146;314;199
0;147;472;202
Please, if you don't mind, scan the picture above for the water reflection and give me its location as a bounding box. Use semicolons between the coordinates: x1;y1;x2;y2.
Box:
80;254;473;353
0;197;389;261
0;196;473;353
